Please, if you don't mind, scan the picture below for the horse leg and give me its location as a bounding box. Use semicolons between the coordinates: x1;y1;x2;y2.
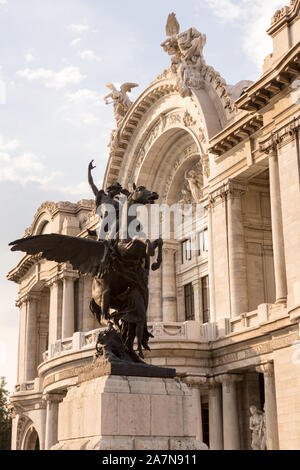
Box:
151;238;163;271
136;321;145;359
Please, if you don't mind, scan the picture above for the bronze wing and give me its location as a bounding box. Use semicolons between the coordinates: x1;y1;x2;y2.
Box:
9;234;105;276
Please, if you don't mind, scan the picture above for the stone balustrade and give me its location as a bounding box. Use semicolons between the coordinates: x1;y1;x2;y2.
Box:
41;306;287;364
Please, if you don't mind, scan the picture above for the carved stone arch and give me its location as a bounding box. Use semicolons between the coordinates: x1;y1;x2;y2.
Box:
21;421;40;450
133;126;202;204
16;414;32;450
103;76;223;189
24;201;57;237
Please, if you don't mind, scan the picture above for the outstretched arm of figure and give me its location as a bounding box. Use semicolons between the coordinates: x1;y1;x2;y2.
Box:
104;92;113;104
88;160;99;197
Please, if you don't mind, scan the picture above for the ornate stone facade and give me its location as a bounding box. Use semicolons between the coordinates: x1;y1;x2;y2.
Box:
7;4;300;450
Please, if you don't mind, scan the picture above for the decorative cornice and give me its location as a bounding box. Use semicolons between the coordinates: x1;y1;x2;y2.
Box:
7;253;42;284
236;43;300;112
209;113;263;157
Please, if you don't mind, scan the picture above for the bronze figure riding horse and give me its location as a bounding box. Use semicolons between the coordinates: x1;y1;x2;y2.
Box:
9;184;163;362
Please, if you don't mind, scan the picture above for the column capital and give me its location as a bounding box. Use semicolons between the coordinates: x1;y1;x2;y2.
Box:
208;181;248;205
256;362;274;377
60;271;79;282
182;375;207;388
46;275;61;288
16;293;39;307
43;391;66;404
215;374;243;387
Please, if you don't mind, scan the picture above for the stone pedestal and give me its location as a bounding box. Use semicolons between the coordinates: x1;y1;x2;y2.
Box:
52;374;208;451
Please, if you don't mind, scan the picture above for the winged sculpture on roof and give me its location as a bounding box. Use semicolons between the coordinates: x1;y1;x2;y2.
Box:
104;82;139;127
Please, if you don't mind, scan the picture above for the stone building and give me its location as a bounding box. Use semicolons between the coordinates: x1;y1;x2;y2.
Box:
7;1;300;451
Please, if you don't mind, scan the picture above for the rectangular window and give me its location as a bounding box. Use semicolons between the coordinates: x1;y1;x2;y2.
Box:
182;238;192;264
198;229;208;256
201;275;210;324
184;283;195;321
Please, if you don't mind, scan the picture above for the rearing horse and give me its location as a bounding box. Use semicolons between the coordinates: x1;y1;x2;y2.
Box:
9;184;163;362
91;184;163;360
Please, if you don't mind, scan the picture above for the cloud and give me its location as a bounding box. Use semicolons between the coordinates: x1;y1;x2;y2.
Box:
71;37;81;48
69;23;89;34
25;49;36;63
65;88;104;106
0;136;59;186
204;0;243;21
78;49;102;63
16;65;86;89
59;88;106;127
0;0;7;5
59;181;90;196
202;0;284;71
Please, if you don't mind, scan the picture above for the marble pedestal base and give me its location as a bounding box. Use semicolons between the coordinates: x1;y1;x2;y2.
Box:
52;375;207;450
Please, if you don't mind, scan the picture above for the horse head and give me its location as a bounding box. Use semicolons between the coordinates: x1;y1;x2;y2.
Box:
128;184;159;206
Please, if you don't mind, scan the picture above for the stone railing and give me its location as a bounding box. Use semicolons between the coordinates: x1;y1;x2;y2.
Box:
42;321;213;362
229;303;287;334
41;305;287;363
14;378;43;394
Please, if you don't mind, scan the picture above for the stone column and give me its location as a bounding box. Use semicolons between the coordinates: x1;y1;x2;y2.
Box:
16;298;27;384
208;379;223;450
44;392;65;450
268;147;287;304
256;362;279;450
192;279;201;322
207;201;216;323
48;277;61;345
162;245;178;322
62;276;75;339
82;276;95;332
24;294;39;382
217;374;242;450
183;376;207;442
227;183;248;317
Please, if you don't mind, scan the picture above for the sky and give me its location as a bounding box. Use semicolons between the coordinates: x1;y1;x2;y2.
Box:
0;0;286;393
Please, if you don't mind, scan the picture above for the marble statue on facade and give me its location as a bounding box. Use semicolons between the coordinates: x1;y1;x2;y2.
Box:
105;82;139;127
161;13;206;97
249;405;267;450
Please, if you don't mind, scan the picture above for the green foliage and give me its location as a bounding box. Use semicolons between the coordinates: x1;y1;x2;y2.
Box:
0;377;12;450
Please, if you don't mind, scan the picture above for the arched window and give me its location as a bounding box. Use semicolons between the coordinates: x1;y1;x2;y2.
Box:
39;221;51;235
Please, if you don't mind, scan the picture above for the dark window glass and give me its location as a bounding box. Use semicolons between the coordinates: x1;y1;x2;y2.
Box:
202;403;210;448
184;283;195;321
201;276;210;324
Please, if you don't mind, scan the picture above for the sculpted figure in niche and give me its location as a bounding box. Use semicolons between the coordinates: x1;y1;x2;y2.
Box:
249;405;267;451
185;166;203;203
